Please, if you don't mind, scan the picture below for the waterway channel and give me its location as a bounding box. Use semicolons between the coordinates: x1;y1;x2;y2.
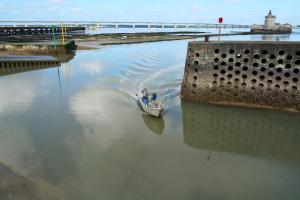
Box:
0;34;300;200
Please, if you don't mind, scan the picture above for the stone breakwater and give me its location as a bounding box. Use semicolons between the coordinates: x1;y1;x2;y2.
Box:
181;41;300;111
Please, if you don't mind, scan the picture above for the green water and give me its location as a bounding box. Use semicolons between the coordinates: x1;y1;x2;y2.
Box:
0;40;300;200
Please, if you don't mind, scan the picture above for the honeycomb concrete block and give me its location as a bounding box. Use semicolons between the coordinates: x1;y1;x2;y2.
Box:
181;41;300;111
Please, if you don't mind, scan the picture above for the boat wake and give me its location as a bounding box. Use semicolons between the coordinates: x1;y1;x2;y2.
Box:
118;57;184;109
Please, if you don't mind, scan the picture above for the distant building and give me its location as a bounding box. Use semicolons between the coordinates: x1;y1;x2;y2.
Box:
251;10;292;34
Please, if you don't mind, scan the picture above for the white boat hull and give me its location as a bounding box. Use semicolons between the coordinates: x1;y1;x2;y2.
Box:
136;93;165;118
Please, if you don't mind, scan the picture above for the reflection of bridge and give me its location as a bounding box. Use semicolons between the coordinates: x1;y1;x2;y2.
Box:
181;101;300;162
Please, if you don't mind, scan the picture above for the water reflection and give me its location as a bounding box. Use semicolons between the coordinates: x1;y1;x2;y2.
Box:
0;72;50;114
142;114;165;135
0;61;59;77
181;101;300;162
250;34;291;41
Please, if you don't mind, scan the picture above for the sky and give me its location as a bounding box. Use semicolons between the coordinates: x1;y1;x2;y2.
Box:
0;0;299;25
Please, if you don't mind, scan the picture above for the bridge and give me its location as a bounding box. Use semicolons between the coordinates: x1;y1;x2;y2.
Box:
0;20;252;29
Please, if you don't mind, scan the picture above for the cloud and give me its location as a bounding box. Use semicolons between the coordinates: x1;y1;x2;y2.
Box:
191;3;201;11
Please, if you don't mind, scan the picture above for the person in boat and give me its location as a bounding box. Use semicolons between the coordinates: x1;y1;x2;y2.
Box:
141;88;149;105
151;93;157;101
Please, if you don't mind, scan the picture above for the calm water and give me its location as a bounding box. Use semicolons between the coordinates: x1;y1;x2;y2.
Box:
1;37;300;200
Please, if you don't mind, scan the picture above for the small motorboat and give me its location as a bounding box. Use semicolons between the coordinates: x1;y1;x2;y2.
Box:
136;88;165;118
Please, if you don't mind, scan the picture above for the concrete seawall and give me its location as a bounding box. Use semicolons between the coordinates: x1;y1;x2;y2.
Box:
0;40;77;55
181;41;300;111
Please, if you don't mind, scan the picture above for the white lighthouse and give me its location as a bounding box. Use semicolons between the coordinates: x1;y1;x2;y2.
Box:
264;10;276;29
250;10;292;34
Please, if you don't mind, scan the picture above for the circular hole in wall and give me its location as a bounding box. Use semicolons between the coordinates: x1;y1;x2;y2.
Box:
262;50;268;55
242;66;248;71
260;67;266;72
228;58;234;62
267;80;273;84
253;63;259;67
268;71;274;76
261;59;267;64
252;71;258;76
244;49;250;54
278;59;284;64
285;64;292;69
215;49;220;54
214;65;219;70
235;70;240;75
222;54;227;58
214;58;219;63
242;74;248;79
228;66;233;71
259;83;264;88
254;54;260;59
229;49;235;54
269;63;275;68
292;77;299;83
235;62;241;67
293;69;299;74
259;75;265;81
284;72;291;77
279;50;285;55
270;55;276;59
287;55;293;60
276;76;282;81
276;68;283;73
